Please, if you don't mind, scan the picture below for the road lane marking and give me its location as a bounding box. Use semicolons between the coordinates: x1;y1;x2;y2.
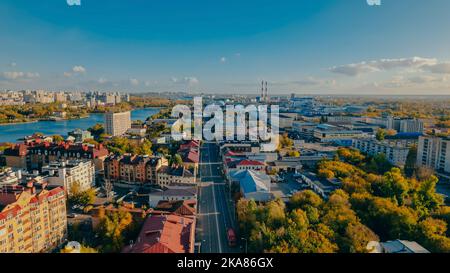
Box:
209;144;223;253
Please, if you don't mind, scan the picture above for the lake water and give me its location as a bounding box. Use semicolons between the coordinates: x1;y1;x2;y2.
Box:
0;108;161;143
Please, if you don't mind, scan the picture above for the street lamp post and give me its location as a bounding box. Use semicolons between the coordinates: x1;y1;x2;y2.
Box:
241;237;248;253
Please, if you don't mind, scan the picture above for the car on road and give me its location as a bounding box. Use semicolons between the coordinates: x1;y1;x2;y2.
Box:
227;228;237;247
67;213;78;218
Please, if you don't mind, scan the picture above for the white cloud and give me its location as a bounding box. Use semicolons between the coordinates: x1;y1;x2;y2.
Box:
67;0;81;6
1;71;40;81
130;78;139;86
64;65;86;77
423;63;450;74
220;57;227;63
72;65;86;73
171;76;199;85
98;77;107;84
10;62;17;67
330;57;438;76
290;77;336;87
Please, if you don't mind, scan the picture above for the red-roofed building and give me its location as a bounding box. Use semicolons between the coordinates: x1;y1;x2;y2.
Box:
122;214;195;253
236;159;266;172
0;183;67;253
177;141;200;176
2;141;109;172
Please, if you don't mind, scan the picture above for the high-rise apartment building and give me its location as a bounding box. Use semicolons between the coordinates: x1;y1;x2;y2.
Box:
417;135;450;175
105;111;131;136
0;184;67;253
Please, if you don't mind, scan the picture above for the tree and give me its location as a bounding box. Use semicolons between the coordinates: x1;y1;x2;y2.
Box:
376;129;386;141
290;190;323;211
341;223;379;253
412;175;444;218
171;154;183;166
417;217;450;253
352;196;418;240
60;244;99;253
404;145;418;178
237;199;259;237
365;153;392;174
88;123;105;140
68;182;96;206
53;135;64;142
416;166;435;181
372;168;410;205
278;133;294;149
96;209;134;253
337;148;365;165
288;150;300;157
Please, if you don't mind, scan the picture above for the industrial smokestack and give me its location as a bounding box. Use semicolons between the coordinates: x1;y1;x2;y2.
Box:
261;80;264;100
265;81;268;101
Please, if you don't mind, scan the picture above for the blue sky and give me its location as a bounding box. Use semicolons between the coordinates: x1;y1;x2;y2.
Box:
1;0;450;94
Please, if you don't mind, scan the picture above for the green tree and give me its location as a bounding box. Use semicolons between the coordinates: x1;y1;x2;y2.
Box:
88;123;105;140
404;145;418;178
376;129;386;141
412;175;444;218
96;209;134;253
372;168;410;205
53;135;65;142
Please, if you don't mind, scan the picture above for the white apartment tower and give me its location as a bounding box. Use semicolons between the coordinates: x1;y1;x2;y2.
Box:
417;135;450;175
105;111;131;136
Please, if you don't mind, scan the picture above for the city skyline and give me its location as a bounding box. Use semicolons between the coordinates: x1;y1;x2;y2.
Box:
2;0;450;94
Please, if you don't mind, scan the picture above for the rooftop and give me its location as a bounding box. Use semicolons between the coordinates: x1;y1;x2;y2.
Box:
122;214;195;253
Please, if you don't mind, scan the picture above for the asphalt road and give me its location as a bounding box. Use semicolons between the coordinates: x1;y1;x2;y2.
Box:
197;142;240;253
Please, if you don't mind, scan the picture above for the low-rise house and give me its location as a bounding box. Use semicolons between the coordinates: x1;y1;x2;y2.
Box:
313;124;366;145
231;170;273;202
267;159;302;173
298;172;341;199
148;187;197;208
367;240;430;253
177;140;200;176
156;166;196;186
122;214;196;253
0;168;21;188
2;144;28;170
68;129;92;143
154;200;197;216
236;159;266;172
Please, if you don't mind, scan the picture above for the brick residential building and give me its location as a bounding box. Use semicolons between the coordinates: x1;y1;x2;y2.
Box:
104;155;168;186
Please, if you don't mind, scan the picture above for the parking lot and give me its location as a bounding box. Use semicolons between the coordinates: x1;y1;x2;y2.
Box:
271;172;306;200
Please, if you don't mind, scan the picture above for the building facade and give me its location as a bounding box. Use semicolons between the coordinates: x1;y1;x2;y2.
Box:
352;138;409;166
42;160;95;195
0;184;67;253
417;135;450;175
105;111;131;136
104;155;168;186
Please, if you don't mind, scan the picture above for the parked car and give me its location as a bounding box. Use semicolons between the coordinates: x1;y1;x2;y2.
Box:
67;213;78;218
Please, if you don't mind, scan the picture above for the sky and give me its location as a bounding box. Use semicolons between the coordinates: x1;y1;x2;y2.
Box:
1;0;450;95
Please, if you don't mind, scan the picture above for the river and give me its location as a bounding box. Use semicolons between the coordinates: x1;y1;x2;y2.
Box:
0;108;161;143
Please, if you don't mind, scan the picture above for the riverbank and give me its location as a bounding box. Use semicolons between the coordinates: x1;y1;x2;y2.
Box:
0;108;161;143
0;120;39;126
0;106;164;126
